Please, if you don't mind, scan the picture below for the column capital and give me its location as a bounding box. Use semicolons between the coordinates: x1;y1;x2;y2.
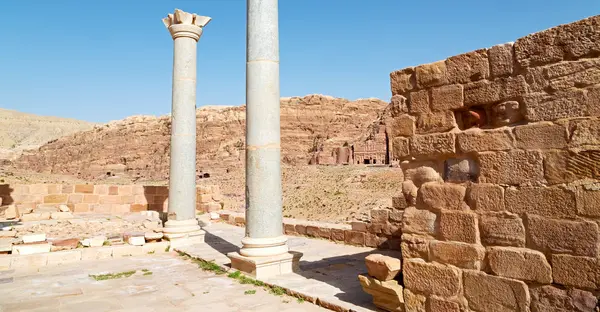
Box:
163;9;211;41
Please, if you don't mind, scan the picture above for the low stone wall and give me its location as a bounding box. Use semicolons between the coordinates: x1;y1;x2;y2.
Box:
0;184;222;215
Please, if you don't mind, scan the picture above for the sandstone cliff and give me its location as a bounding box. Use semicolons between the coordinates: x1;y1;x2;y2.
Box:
14;95;387;179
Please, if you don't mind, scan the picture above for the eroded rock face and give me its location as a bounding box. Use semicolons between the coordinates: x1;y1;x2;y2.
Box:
13;95;386;179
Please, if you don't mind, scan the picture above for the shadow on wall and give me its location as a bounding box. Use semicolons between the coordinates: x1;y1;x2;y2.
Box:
143;185;169;223
0;184;15;206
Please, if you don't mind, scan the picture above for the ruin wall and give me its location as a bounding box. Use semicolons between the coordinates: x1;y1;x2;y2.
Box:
387;15;600;311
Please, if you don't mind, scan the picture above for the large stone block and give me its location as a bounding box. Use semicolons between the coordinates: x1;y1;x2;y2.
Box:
527;214;599;257
439;211;479;244
370;209;389;224
403;163;443;188
530;285;598;312
505;186;576;218
430;240;485;270
514;122;568;150
43;194;68;204
464;76;528;106
388;115;415;137
365;254;401;281
570;118;600;147
391;137;410;160
409;133;455;157
466;183;505;211
344;230;366;246
428;296;461;312
490;100;523;127
414;112;455;135
543;150;579;185
577;189;600;217
417;182;467;211
401;207;436;236
445;49;490;84
463;270;530;312
478;150;544;186
551;254;599;289
408;90;430;114
403;259;461;297
390;67;416;95
523;89;588;122
430;84;464;111
401;234;430;260
358;275;404;312
456;129;515;153
514;15;600;67
47;250;82;266
488;43;514;78
487;247;552;284
403;288;426;312
545;58;600;92
479;212;525;247
415;61;447;88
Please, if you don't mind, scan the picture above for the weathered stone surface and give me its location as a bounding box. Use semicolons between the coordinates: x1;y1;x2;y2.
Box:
523;89;588;122
505;186;576;218
391;196;407;210
543;150;579;185
417;182;466;211
428;296;461;312
545;58;600;92
403;259;461;297
487;247;552;284
344;231;365;246
365;254;401;281
479;212;525;247
466;183;505;211
47;250;82;266
389;95;409;117
50;211;74;220
403;288;426;312
404;165;443;188
490;101;522;126
370;209;389;224
514;15;600;67
415;111;456;134
358;275;404;312
514;122;568;149
527;214;599;257
478;150;545;186
430;241;485;269
12;243;51;255
464;76;528;106
391;137;410;160
401;234;430;260
22;233;46;244
3;205;18;220
408;90;430;114
82;236;106;248
388;115;415;137
570;118;600;147
430;84;464;111
390;67;415;95
0;231;16;238
446;49;489;84
530;285;598;312
81;247;113;261
410;133;455;157
415;61;447;88
577;189;600;217
10;253;48;268
50;238;79;252
489;43;514;78
456;128;515;153
551;254;599;289
444;157;479;182
401;207;436;236
439;211;479;244
464;270;530;312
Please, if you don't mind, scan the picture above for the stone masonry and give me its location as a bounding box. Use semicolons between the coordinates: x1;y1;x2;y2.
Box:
385;15;600;312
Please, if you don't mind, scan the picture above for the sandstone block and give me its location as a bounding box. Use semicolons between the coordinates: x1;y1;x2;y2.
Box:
350;221;368;232
142;241;170;254
12;242;51;255
344;230;365;246
389;94;409;116
446;49;489;84
198;194;212;203
306;226;331;239
74;184;94;194
530;285;598;312
283;223;296;235
577;189;600;217
439;211;479;244
404;165;443;188
464;76;528;106
93;185;109;195
370;209;389;224
22;233;46;244
410;133;455;157
108;186;119;195
401;207;436;236
478;150;544;186
543;150;579;185
401;234;430;260
527;214;599;257
365;254;401;281
489;43;514;78
112;245;144;257
523;89;588;122
82;236;106;248
81;247;113;261
428;296;461;312
73;203;89;213
0;231;16;238
415;61;447;88
391;196;407;210
82;194;99;203
570;118;600;147
144;232;163;242
456;128;514;153
551;254;599;289
10;253;48;269
463;270;530;312
444;157;479;182
490;100;523;126
388;115;415;137
408;90;430;114
514;122;568;149
430;241;485;270
487;247;552;284
418;182;466;211
20;212;50;221
390;67;415;95
505;186;576;218
3;205;18;220
479;212;525;247
62;185;74;194
295;224;307;235
99;195;120;205
358;275;404;312
466;183;504;211
47;250;82;266
415;111;455;134
403;288;426;312
389;210;403;223
545;58;600;92
430;84;464;111
43;194;68;204
365;233;388;248
331;228;344;242
50;238;79;251
403;259;461;297
51;212;74;220
391;137;410;159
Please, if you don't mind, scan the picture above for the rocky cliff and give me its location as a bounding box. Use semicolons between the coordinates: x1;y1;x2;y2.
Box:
14;95;387;179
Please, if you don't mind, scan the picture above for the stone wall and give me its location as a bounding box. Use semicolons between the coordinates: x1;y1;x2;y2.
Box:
387;15;600;311
0;184;222;215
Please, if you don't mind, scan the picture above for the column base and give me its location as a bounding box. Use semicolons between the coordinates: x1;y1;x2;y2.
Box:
163;219;205;248
228;251;303;279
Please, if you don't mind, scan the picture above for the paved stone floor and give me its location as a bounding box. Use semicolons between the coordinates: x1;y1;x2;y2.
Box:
0;254;327;312
180;222;402;312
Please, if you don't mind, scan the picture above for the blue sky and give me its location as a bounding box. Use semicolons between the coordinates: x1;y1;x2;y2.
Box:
1;0;598;123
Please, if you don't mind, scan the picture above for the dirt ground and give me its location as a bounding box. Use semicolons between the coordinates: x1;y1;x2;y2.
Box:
1;164;403;224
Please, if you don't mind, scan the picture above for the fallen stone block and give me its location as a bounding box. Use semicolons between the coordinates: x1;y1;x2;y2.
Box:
50;212;74;220
144;232;163;242
22;233;46;244
358;274;404;312
82;236;106;248
20;212;51;222
0;231;16;238
50;238;80;252
365;254;401;281
124;232;145;246
12;242;51;255
3;205;18;220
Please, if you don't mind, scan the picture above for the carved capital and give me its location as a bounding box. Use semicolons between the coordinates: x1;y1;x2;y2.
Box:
163;9;211;41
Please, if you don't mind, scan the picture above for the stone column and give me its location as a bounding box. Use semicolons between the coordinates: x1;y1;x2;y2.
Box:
162;9;211;244
228;0;301;279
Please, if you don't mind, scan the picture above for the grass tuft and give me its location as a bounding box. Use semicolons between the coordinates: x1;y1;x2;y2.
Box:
244;290;256;295
89;270;136;281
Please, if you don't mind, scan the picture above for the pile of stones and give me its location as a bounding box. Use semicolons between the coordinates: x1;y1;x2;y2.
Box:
358;254;403;312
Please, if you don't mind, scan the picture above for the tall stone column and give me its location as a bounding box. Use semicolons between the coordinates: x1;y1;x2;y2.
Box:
162;9;211;244
228;0;301;279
